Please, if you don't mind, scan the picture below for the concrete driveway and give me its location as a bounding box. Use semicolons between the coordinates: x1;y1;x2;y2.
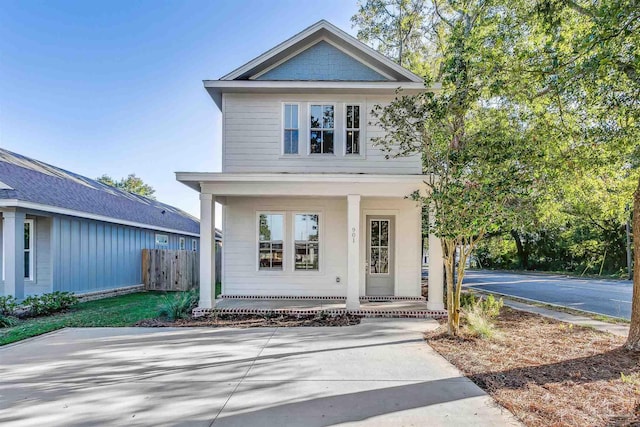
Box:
0;320;519;426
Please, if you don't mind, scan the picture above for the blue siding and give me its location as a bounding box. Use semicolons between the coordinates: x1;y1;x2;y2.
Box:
51;215;199;294
257;41;388;81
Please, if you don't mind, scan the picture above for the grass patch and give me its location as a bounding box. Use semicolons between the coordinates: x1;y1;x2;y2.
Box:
0;292;167;346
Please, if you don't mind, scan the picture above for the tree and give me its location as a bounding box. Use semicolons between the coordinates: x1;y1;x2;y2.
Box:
367;0;541;335
97;174;156;199
351;0;432;75
524;0;639;349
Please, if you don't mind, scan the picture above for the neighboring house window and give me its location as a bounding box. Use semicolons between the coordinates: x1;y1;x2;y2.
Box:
345;105;360;155
192;239;198;251
283;103;299;154
310;104;334;154
294;214;319;270
24;219;34;280
155;234;169;246
258;213;284;270
179;237;186;250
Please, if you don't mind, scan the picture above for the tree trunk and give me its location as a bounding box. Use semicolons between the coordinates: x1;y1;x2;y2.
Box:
626;175;640;350
442;239;459;335
511;230;529;269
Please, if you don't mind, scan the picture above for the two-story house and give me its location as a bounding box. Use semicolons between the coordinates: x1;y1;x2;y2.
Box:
177;20;445;312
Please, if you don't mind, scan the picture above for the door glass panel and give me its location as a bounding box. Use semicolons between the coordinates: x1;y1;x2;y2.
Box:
370;220;379;245
369;219;390;275
380;220;389;246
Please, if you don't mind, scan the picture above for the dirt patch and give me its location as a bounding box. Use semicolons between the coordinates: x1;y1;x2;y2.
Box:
135;313;361;328
425;307;640;427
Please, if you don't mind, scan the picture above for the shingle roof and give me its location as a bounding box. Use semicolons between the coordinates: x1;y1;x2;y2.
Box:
0;148;206;236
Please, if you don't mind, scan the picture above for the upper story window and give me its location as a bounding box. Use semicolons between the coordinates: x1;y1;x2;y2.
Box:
310;105;334;154
345;105;360;155
283;104;299;154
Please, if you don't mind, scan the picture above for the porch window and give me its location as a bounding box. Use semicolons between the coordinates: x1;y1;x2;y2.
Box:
258;213;284;270
283;103;299;154
24;219;34;280
192;239;197;252
179;237;186;250
345;105;360;154
294;214;319;270
310;105;334;154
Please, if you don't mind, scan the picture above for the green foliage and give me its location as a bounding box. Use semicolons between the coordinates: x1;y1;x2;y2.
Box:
97;173;156;199
21;292;79;317
460;292;478;309
0;292;166;346
0;314;17;328
0;295;18;316
465;305;498;339
157;290;198;321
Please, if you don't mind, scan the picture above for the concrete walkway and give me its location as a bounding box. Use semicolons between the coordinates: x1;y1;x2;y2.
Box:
0;320;519;426
503;299;630;338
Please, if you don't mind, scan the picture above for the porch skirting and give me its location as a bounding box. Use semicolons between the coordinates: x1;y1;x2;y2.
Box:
219;295;426;301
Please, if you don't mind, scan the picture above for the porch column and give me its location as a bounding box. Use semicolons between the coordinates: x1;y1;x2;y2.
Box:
346;194;360;310
427;209;445;310
199;193;216;308
3;209;25;299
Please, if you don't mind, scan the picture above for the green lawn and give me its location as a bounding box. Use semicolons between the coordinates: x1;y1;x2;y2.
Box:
0;292;167;346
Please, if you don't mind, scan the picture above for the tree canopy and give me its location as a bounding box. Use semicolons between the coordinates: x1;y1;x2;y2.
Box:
97;174;156;199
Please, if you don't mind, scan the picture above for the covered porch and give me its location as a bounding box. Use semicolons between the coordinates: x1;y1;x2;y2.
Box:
176;172;446;314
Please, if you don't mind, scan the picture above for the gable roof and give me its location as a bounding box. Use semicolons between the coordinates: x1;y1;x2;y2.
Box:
0;148;216;238
221;20;423;83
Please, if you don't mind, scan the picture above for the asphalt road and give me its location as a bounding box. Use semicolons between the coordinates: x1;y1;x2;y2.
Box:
463;270;633;320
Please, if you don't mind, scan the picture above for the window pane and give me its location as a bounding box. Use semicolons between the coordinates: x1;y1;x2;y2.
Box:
310;131;322;153
295;214;318;241
259;214;283;241
24;223;30;250
284;104;292;129
378;248;389;273
370;220;379;246
323;130;334;153
323;105;334;128
284;130;298;154
308;242;319;269
380;220;389;246
353;105;360;128
272;245;283;270
370;248;380;273
291;104;298;127
24;251;30;279
259;248;273;269
310;105;322;128
346;106;353;128
352;130;360;154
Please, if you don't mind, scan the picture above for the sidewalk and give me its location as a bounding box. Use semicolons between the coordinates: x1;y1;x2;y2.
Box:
503;299;630;337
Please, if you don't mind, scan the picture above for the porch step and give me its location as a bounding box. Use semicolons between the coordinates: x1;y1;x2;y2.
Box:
219;295;426;302
193;306;447;320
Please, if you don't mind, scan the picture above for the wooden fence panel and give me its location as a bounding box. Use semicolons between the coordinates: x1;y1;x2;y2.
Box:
142;249;200;291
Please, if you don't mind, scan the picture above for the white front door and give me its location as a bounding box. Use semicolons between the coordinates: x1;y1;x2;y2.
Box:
365;216;394;296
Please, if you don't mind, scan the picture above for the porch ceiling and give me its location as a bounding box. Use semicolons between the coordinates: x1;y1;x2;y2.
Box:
175;172;429;198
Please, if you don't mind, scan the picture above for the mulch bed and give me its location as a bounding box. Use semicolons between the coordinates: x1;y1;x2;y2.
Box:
425;307;640;427
135;313;361;328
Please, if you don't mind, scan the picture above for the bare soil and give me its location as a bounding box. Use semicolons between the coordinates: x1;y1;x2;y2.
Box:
135;313;361;328
425;307;640;427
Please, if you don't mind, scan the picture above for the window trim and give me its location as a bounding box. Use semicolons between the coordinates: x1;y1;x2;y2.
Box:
292;212;322;272
256;211;286;272
281;102;300;155
308;102;336;155
344;103;364;156
155;233;169;246
179;237;186;250
191;239;198;252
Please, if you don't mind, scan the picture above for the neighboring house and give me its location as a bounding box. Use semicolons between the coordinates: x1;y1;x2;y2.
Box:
0;148;220;299
177;20;445;310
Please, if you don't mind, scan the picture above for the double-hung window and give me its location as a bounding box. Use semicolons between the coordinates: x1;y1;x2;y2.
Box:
345;105;360;155
310;105;334;154
258;213;284;270
24;220;34;280
283;104;299;154
179;237;186;250
294;214;319;270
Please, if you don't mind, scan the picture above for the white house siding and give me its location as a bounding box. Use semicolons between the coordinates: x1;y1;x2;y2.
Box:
222;93;422;174
222;196;421;297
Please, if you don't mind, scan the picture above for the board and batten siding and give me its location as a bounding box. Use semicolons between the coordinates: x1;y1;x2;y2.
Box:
51;215;197;294
222;93;422;174
222;196;421;297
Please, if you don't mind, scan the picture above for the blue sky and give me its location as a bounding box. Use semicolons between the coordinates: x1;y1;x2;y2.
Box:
0;0;358;223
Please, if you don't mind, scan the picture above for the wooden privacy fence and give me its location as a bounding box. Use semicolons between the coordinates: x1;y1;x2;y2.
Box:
142;249;199;291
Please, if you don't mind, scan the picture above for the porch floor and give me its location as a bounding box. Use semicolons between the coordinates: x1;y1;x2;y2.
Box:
195;298;447;319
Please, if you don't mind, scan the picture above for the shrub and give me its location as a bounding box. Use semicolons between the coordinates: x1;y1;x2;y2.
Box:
158;290;198;321
465;305;497;339
478;294;503;318
21;292;78;317
0;313;17;328
461;292;478;309
0;295;18;316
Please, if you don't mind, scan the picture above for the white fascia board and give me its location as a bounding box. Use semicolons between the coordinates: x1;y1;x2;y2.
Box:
176;172;429;184
0;199;200;237
219;20;424;83
204;80;428;91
